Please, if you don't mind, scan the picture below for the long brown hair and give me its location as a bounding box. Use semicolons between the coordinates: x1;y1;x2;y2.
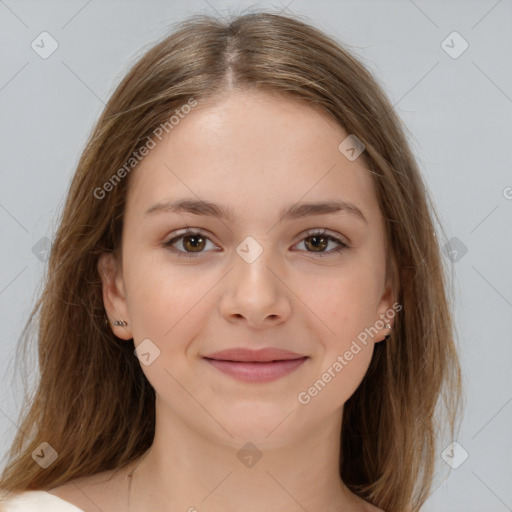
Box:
0;11;463;511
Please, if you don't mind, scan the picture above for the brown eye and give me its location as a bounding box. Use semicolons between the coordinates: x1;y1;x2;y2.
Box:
181;234;206;252
163;229;216;258
295;229;349;257
304;234;329;252
163;228;349;259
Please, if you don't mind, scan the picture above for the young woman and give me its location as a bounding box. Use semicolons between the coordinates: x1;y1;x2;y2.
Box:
0;10;463;512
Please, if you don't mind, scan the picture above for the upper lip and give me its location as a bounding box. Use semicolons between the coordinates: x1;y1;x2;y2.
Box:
203;347;307;362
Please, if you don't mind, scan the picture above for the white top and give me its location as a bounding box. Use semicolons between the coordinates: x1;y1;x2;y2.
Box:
1;491;84;511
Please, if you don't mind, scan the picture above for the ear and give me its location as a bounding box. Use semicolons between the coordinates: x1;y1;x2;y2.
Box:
98;252;133;340
374;258;399;343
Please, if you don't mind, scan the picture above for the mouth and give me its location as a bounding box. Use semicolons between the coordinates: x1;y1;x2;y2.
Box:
202;347;309;383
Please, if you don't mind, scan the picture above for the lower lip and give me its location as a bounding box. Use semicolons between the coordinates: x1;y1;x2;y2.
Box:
204;357;308;382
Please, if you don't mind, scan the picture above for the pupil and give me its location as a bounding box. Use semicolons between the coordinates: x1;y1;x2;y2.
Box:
308;236;327;252
186;235;204;251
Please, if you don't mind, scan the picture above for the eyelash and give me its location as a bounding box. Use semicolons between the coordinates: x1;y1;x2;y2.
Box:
162;227;349;259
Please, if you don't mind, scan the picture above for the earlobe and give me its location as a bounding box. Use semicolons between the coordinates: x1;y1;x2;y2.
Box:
375;272;398;343
97;252;133;340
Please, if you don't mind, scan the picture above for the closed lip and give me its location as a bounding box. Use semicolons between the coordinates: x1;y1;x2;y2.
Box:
202;347;307;362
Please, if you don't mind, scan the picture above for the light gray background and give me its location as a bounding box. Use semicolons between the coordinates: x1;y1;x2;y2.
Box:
1;1;511;510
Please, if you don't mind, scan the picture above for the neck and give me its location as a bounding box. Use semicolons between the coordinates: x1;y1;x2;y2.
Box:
126;400;363;512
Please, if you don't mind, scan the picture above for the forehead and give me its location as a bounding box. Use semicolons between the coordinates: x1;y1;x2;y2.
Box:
126;90;380;224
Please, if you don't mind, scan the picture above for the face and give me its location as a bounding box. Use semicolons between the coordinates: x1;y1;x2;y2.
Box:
99;89;395;449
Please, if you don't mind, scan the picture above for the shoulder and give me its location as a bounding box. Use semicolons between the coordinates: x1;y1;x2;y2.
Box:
45;467;129;512
0;467;124;512
0;490;85;511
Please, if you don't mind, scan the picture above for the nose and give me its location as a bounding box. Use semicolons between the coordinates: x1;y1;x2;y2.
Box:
219;243;292;328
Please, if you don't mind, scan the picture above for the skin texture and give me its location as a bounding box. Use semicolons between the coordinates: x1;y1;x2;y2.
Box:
49;90;392;512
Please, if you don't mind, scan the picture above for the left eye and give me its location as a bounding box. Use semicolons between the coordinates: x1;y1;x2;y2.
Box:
294;230;349;256
163;228;349;258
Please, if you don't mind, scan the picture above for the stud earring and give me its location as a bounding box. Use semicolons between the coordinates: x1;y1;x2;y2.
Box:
383;321;392;341
105;317;128;328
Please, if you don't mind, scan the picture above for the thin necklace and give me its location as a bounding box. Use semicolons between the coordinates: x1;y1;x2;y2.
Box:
126;448;152;512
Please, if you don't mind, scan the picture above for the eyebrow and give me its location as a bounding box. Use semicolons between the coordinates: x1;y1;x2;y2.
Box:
145;198;368;224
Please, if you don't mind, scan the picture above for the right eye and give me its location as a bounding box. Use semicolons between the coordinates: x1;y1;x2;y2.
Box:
162;228;219;258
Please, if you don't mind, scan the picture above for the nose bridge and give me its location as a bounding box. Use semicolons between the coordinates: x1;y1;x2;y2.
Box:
233;235;278;293
219;234;290;325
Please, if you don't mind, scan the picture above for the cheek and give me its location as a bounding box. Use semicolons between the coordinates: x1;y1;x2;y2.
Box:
296;273;379;411
123;252;221;363
298;344;374;418
122;255;212;400
302;261;383;341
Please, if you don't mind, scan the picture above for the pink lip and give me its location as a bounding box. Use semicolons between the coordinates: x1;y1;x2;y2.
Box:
202;347;308;383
